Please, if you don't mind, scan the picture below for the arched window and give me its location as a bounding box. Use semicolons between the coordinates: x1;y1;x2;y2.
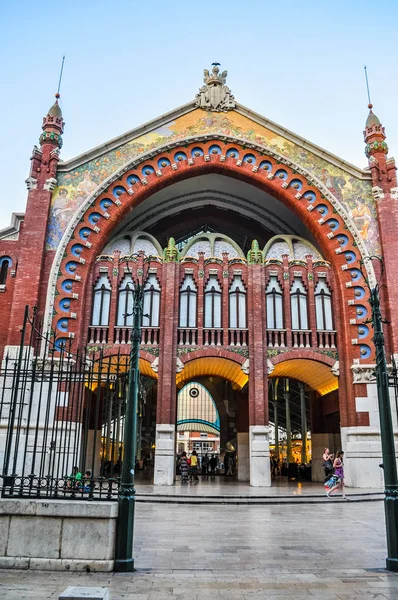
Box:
266;276;284;329
229;276;246;328
91;274;111;326
143;274;161;327
315;277;333;330
204;275;222;328
0;257;11;285
117;275;134;327
290;277;308;330
179;274;197;327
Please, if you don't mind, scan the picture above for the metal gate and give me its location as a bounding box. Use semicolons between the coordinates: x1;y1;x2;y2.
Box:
0;307;134;500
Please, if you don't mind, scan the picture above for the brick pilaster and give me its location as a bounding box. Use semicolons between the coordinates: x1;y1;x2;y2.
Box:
247;264;268;425
157;261;179;424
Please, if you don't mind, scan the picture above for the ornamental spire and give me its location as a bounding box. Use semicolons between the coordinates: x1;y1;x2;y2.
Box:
363;66;388;159
40;57;66;149
39;93;65;149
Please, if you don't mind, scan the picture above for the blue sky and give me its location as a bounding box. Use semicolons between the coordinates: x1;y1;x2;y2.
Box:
0;0;397;228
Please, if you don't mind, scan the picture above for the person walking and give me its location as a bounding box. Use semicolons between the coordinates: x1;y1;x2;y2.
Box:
209;454;218;476
226;454;234;476
179;452;189;484
189;450;199;483
326;450;349;500
322;447;334;482
201;453;209;477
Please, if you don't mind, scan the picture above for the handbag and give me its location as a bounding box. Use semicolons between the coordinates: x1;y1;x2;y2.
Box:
324;475;338;490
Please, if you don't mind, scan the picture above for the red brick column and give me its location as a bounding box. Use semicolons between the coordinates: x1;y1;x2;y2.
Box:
197;253;205;345
282;255;292;347
7;144;59;346
306;256;317;348
371;160;398;352
247;264;268;425
157;261;180;425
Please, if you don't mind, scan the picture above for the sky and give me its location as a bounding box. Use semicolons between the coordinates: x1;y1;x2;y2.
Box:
0;0;397;229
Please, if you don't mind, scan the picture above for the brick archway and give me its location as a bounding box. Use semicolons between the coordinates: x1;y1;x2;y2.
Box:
42;135;374;433
177;350;248;389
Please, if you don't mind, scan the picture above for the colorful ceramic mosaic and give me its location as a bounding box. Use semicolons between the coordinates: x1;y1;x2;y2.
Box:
46;109;378;253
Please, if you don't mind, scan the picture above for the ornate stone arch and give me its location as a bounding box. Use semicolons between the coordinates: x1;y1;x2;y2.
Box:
43;135;374;370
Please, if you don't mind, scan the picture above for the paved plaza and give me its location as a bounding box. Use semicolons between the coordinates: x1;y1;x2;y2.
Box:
1;498;398;599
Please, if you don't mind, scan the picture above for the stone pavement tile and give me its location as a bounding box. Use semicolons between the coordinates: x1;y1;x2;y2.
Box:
336;594;391;599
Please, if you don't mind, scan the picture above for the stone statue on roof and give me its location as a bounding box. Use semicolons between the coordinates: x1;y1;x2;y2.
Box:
195;64;236;112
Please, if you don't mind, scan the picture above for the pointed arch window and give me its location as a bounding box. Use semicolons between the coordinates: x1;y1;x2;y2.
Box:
204;275;222;328
143;274;161;327
117;275;134;327
179;274;197;328
266;276;284;329
315;277;333;330
0;257;11;285
290;277;308;330
91;274;111;326
229;275;247;328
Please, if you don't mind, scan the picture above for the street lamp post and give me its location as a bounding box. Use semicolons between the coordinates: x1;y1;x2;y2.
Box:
369;283;398;572
114;278;144;572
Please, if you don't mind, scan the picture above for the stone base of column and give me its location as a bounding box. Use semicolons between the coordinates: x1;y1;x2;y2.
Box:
341;425;395;488
249;425;271;487
237;432;249;481
153;424;175;486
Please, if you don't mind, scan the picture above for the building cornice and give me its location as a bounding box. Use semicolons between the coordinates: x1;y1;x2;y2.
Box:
0;213;25;241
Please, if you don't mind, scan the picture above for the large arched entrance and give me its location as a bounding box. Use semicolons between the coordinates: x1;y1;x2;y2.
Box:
42;136;375;486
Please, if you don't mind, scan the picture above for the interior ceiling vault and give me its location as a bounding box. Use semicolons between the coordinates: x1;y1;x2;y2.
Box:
270;359;338;396
109;174;319;251
176;357;248;390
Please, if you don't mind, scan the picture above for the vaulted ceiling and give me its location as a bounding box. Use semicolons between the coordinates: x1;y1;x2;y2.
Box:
107;174;319;255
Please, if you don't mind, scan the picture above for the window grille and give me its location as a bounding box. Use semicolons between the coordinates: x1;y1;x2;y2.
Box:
91;274;111;326
204;275;222;328
266;276;284;329
179;274;197;327
117;275;134;327
290;277;308;330
143;274;161;327
229;275;247;328
315;277;334;330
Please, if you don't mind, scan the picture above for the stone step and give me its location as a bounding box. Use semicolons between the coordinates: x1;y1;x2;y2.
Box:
135;493;384;505
59;588;109;600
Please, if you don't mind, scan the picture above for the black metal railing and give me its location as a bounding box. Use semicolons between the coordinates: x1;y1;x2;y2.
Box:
0;306;145;501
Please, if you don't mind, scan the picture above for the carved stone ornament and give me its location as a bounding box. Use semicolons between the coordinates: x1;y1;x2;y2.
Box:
390;187;398;201
195;64;236;112
267;359;275;375
44;177;58;192
150;357;159;373
331;360;340;377
241;359;249;375
372;186;385;201
163;237;179;263
25;177;38;190
351;363;376;384
176;357;184;374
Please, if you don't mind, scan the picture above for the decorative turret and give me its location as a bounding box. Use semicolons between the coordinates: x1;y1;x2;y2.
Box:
363;103;388;159
39;93;64;149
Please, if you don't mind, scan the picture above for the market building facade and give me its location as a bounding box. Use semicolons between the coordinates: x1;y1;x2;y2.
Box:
1;65;397;488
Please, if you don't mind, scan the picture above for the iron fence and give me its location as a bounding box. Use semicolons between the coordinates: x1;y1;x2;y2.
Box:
0;307;137;500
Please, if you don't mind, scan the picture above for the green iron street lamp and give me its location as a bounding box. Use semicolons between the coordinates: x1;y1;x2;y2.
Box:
361;256;398;572
115;258;147;572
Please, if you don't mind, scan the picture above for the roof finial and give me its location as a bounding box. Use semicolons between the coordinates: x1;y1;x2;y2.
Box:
364;64;372;109
56;55;65;99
